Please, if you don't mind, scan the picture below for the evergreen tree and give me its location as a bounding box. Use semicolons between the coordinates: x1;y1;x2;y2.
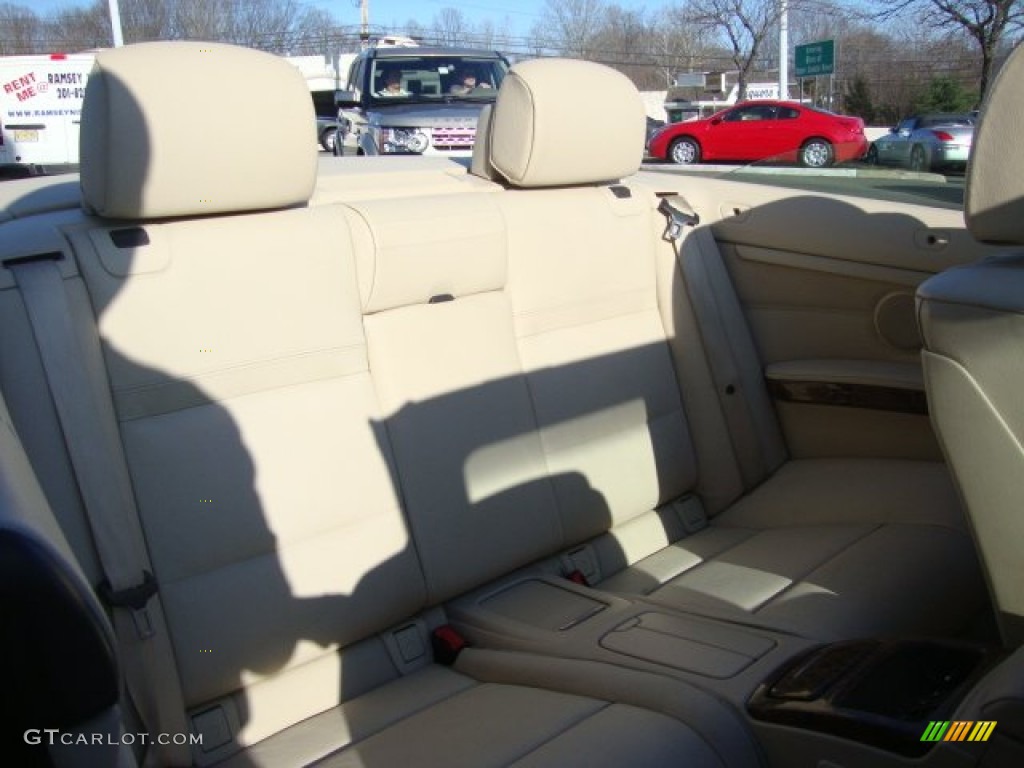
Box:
843;75;876;122
914;76;977;112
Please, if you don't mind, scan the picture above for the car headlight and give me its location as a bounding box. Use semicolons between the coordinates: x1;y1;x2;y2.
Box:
378;127;430;154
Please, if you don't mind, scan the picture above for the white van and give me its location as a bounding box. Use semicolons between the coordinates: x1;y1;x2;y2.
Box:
0;52;95;171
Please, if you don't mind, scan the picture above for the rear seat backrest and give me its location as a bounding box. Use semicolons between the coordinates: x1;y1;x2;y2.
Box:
351;193;565;602
71;42;426;755
479;60;700;564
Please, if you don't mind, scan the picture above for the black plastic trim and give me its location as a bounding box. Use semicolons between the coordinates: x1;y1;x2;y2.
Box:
767;378;929;415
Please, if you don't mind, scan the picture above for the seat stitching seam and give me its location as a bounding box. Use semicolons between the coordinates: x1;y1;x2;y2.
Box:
504;701;613;765
310;677;483;764
751;522;885;613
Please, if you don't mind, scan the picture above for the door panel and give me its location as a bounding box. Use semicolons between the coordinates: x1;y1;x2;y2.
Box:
641;171;997;459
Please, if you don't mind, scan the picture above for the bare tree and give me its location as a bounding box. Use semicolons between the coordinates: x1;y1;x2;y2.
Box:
474;18;496;48
120;0;172;44
870;0;1023;99
649;7;714;88
405;19;427;43
232;0;295;49
789;0;861;44
532;0;608;58
0;2;42;54
682;0;782;100
288;9;342;55
590;6;657;85
46;2;111;52
171;0;230;41
433;7;470;47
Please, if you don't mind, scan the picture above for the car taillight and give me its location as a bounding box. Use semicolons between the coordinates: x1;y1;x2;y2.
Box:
931;130;954;141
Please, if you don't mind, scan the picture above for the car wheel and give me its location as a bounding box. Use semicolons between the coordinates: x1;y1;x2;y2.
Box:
865;144;879;165
669;137;700;165
321;128;337;153
800;139;833;168
910;145;929;172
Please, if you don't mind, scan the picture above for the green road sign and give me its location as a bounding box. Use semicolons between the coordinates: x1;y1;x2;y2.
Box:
795;40;835;77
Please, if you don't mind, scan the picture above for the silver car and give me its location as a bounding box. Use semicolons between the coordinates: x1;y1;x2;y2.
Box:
333;47;509;158
866;113;974;172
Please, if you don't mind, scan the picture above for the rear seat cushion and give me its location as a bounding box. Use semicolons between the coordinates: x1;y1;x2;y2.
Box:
717;458;968;531
600;459;986;640
224;651;760;768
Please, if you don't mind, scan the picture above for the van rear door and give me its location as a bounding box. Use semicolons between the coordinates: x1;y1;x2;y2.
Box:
0;53;93;168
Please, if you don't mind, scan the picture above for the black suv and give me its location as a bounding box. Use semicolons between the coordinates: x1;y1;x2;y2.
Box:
333;45;509;157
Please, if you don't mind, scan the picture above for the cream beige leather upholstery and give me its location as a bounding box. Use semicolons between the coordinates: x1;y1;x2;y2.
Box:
488;58;645;187
80;41;316;218
477;58;985;642
918;42;1024;646
0;41;995;768
964;45;1024;244
0;41;761;766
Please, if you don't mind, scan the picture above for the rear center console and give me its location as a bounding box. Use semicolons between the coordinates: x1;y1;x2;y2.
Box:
449;574;811;691
453;574;1018;765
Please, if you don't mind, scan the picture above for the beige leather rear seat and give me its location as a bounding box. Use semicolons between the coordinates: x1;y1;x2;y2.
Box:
0;40;990;767
0;42;759;766
464;58;987;642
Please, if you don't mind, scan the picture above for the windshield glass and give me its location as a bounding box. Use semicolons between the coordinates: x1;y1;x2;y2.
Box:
368;57;507;105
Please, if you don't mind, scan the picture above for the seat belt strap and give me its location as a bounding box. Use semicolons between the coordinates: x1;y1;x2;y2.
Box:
658;197;786;488
9;252;192;766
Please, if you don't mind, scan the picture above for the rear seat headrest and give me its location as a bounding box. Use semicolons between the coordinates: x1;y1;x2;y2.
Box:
485;58;645;188
966;43;1024;244
80;41;316;220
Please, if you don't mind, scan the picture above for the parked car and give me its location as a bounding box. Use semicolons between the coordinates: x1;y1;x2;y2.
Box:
333;45;509;157
647;100;868;167
310;89;339;152
644;116;666;156
315;115;337;152
866;113;975;172
645;116;665;145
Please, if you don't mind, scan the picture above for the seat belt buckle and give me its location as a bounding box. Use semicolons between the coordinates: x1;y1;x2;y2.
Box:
657;197;700;243
98;570;158;639
566;569;589;586
431;625;468;666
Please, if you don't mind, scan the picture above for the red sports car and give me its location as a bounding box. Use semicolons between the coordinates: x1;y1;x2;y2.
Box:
648;100;868;167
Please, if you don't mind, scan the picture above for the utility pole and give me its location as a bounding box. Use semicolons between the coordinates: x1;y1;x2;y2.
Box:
360;0;370;49
779;0;789;100
108;0;124;47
